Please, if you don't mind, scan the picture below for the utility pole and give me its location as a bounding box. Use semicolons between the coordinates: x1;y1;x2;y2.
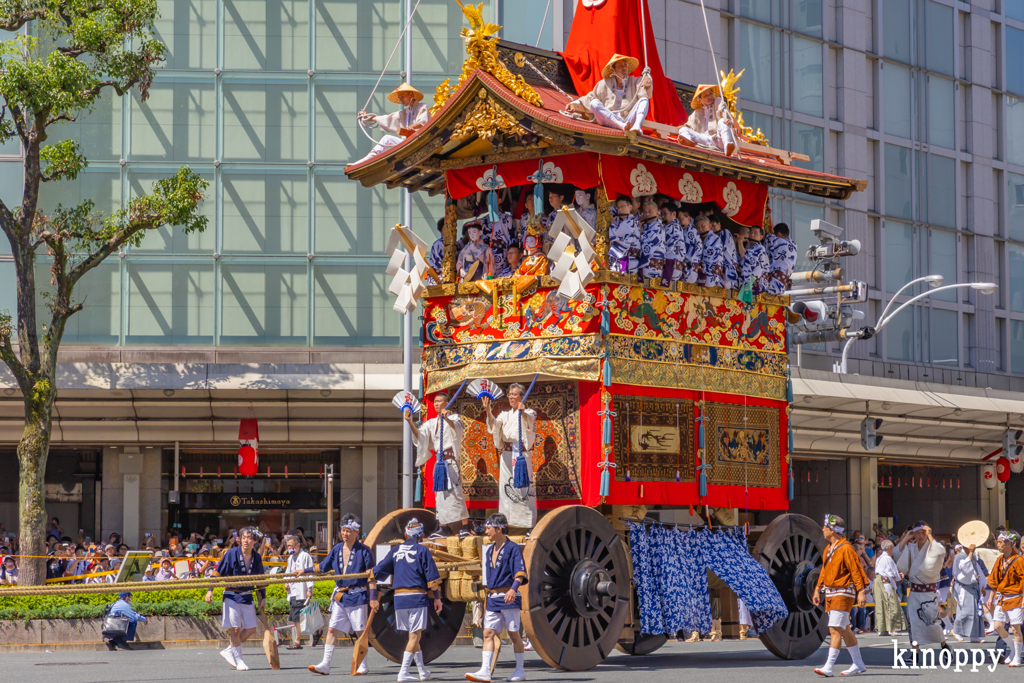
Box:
325;464;334;550
401;0;415;509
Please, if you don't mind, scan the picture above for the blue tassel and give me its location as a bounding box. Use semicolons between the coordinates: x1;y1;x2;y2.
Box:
625;468;631;482
600;465;611;497
432;457;448;493
600;306;610;335
488;190;499;224
786;378;794;403
603;357;612;386
698;464;708;498
788;467;795;501
788;426;794;454
603;416;612;444
414;468;423;504
697;414;705;450
513;411;530;488
534;159;545;213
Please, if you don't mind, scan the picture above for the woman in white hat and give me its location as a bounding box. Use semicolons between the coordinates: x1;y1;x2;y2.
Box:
567;54;652;132
355;83;430;163
678;84;739;157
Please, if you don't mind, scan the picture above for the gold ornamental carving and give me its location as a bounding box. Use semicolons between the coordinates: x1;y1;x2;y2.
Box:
432;1;544;114
719;69;769;147
451;96;524;141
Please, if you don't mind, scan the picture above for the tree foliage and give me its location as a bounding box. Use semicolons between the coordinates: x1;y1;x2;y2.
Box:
0;0;209;585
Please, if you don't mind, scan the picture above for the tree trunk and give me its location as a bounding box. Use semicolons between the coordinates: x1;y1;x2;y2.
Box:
17;378;56;586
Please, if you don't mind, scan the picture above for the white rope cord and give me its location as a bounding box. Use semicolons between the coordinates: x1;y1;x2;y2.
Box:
697;0;741;158
638;0;649;74
535;0;553;47
357;0;425;144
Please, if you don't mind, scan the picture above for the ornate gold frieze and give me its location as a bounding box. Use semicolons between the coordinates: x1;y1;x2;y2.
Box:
451;94;525;141
719;69;769;146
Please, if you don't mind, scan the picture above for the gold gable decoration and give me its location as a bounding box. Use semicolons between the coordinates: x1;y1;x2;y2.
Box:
432;1;544;115
719;69;769;147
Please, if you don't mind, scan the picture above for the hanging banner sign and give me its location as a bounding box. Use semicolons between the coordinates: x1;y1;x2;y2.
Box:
598;155;769;227
446;153;602;200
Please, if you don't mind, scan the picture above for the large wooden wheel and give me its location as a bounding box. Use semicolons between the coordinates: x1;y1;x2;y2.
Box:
752;513;827;660
523;506;631;671
363;508;466;664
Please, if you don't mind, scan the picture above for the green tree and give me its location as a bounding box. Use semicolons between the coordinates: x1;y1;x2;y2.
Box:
0;0;208;585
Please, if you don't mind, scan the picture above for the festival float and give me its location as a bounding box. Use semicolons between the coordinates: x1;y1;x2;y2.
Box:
345;0;868;671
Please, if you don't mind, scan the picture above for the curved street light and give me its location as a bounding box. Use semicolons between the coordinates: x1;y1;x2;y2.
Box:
838;280;998;374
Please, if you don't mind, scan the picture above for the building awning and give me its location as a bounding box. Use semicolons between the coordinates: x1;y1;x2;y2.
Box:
791;368;1022;463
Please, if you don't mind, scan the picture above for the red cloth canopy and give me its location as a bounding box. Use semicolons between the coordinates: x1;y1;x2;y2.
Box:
561;0;688;127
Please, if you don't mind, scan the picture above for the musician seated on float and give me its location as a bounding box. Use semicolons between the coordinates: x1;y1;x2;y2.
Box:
567;54;653;133
354;83;429;164
678;84;740;157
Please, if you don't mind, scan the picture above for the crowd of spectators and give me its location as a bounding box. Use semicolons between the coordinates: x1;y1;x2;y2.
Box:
0;516;322;585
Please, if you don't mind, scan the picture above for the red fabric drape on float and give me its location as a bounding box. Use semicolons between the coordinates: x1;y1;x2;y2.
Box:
561;0;688;127
445;153;768;227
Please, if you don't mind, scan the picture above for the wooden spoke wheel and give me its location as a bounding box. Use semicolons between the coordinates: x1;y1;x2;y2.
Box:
615;632;668;656
363;508;466;664
523;506;631;671
752;513;827;660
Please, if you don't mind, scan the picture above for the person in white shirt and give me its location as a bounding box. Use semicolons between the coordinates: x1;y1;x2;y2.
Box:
285;534;315;650
872;539;906;637
482;383;538;531
567;54;652;133
354;83;430;164
894;521;949;650
951;542;986;642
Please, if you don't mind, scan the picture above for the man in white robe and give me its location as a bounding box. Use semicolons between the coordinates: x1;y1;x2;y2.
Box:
894;521;949;650
404;391;471;536
678;84;739;157
873;539;907;636
952;542;986;642
567;54;652;133
355;83;430;164
482;383;537;531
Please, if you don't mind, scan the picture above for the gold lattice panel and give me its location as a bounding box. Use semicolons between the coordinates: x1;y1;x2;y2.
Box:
611;395;695;483
704;402;780;488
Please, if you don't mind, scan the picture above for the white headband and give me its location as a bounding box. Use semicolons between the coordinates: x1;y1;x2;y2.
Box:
341;520;361;532
405;519;424;537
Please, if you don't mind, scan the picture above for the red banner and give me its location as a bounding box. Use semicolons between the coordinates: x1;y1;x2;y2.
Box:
600;155;769;227
445;153;601;200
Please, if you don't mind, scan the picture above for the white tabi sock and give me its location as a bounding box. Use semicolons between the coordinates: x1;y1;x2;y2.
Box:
414;651;427;673
514;652;524;668
479;650;494;673
400;652;414;676
848;645;865;668
322;643;335;667
233;646;243;660
1015;641;1022;664
823;647;840;672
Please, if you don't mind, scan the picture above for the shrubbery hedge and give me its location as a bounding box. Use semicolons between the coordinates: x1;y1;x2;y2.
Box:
0;580;338;621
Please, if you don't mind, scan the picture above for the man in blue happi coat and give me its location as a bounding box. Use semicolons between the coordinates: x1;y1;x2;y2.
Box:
764;222;798;295
300;514;377;676
609;196;640;274
637;198;666;281
205;526;265;671
372;518;443;682
698;216;724;287
659;201;685;283
739;225;771;295
466;514;529;683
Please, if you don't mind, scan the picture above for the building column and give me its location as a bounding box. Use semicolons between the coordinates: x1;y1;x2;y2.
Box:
363;446;378;531
981;467;1006;530
848;457;877;535
120;447;143;547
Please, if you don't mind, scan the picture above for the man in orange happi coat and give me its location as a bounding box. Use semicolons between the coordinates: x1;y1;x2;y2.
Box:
986;530;1024;666
812;514;868;677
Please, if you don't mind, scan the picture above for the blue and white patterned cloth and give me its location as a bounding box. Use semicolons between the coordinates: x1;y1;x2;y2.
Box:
703;528;789;634
701;230;725;287
428;237;444;283
609;214;641;274
628;522;661;635
721;228;739;289
638;217;666;280
679;220;704;284
661;219;685;282
740;241;770;294
765;233;798;295
628;524;786;636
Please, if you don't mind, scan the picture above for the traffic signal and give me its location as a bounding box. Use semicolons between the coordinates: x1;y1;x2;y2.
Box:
861;417;883;451
789;300;829;324
1004;429;1023;458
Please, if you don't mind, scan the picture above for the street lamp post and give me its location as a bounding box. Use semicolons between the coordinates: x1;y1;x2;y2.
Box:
838;280;998;374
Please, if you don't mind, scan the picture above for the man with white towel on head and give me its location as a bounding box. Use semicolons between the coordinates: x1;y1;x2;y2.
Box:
895;520;950;654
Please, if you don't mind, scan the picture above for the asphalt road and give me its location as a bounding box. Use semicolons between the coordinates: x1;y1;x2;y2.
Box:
0;635;1016;680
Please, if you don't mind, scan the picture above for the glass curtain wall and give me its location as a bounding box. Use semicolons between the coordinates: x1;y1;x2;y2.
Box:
1;0;499;348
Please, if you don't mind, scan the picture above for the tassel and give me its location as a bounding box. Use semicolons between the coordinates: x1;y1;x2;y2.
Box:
698;463;708;498
533;159;545;213
432;455;449;492
786;378;794;404
697;414;705;450
626;468;631;482
788;466;795;500
599;460;614;497
414;468;423;504
738;277;754;304
676;469;680;482
601;305;610;335
487;166;500;224
603;415;612;443
788;426;794;454
513;411;530;489
603;355;612;386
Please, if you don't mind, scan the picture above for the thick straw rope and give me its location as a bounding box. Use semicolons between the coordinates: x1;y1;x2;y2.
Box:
0;562;480;597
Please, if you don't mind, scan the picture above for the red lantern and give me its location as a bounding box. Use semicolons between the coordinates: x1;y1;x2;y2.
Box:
238;418;259;476
998;457;1011;483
